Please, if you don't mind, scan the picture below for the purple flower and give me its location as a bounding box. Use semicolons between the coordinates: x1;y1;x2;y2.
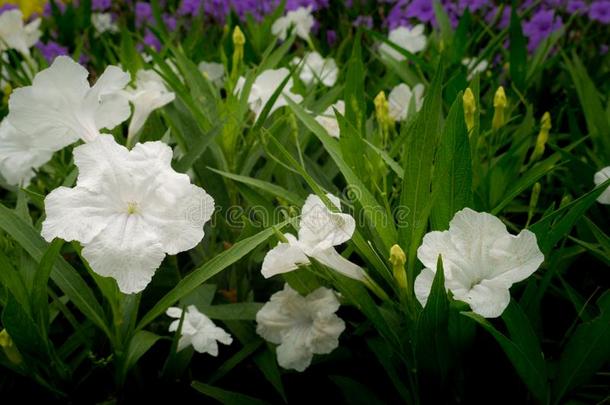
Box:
406;0;435;24
0;4;18;13
600;44;609;54
387;0;410;29
589;1;610;24
178;0;203;16
43;1;67;17
135;1;153;27
567;0;588;13
37;42;69;63
142;30;161;51
523;9;563;52
286;0;329;12
326;30;337;46
458;0;488;13
92;0;112;12
163;14;177;31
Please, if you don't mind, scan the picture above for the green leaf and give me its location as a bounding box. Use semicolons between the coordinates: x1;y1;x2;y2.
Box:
553;291;610;404
509;2;527;91
399;65;443;271
463;301;548;403
209;168;303;206
136;220;293;330
120;330;162;379
31;239;64;336
208;340;264;384
416;256;450;378
529;178;610;255
431;92;472;230
191;381;269;405
200;303;264;320
2;293;50;362
0;203;111;339
254;346;286;402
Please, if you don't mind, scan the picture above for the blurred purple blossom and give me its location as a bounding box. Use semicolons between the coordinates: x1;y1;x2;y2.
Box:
92;0;112;12
523;9;563;52
37;42;69;63
589;1;610;24
0;4;18;13
353;15;373;28
566;0;588;13
326;30;337;46
406;0;435;24
135;2;153;27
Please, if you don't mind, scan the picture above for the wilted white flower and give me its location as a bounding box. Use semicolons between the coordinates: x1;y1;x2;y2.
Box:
8;56;131;143
125;69;175;138
166;305;233;355
388;83;424;121
0;119;60;186
462;57;489;80
271;6;314;41
91;13;119;36
41;135;215;294
262;194;365;281
379;25;427;60
594;166;610;204
414;208;544;318
0;9;41;56
314;100;344;138
235;68;303;120
198;61;225;85
292;52;338;87
256;284;345;371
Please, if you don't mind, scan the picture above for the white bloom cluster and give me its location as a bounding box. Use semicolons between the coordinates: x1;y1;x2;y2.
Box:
388;83;424;122
262;194;365;281
0;9;41;56
272;6;314;41
292;52;338;87
256;284;345;371
315;100;345;138
414;208;544;318
235;68;303;120
167;305;233;355
380;25;427;61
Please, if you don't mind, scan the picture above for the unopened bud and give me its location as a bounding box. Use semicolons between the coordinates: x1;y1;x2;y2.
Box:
492;86;507;130
530;112;551;162
463;88;476;132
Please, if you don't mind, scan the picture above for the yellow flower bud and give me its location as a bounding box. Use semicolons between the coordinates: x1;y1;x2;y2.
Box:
0;329;23;365
492;86;507;130
389;244;408;293
463;88;476;132
232;26;246;46
374;91;389;124
530;112;551;162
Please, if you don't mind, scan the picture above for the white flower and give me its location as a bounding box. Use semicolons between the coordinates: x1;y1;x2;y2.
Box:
126;69;175;138
414;208;544;318
462;58;489;81
234;68;303;120
166;305;233;355
262;194;365;281
91;13;119;36
41;135;215;294
388;83;424;122
379;25;427;61
271;6;314;41
198;61;225;85
0;9;41;56
314;100;344;138
0;119;59;186
8;56;131;143
256;284;345;371
594;166;610;204
292;52;338;87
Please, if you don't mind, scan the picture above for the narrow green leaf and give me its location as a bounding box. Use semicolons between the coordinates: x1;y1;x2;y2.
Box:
192;381;269;405
553;291;610;403
121;330;162;378
137;220;293;330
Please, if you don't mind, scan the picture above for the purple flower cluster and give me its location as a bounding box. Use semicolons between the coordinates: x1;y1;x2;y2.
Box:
523;9;563;52
37;41;68;63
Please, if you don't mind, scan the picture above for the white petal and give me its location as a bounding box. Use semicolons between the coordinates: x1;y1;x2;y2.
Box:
298;194;355;251
459;279;511;318
8;56;91;144
89;65;132;134
41;186;114;244
488;230;544;286
0;119;55;186
72;134;131;192
261;237;310;278
81;213;166;294
594;166;610;204
414;267;436;307
312;248;366;281
276;333;314;371
166;307;183;319
388;83;412;121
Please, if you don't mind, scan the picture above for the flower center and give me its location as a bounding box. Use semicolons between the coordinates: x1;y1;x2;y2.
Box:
126;201;140;215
